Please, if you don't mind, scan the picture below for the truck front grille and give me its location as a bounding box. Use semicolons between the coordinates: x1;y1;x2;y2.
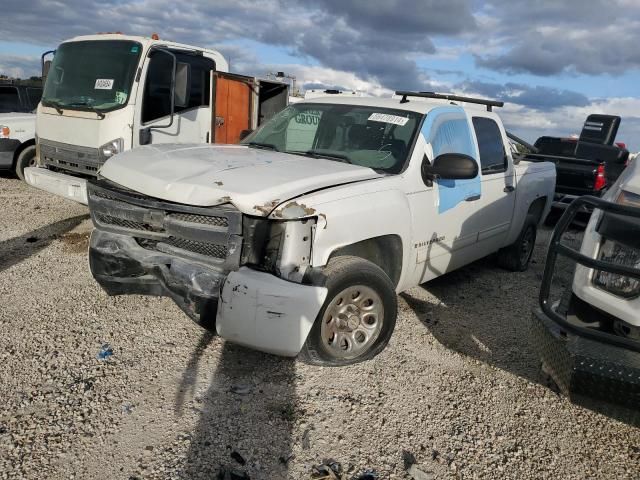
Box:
137;237;229;259
39;139;103;176
87;180;242;269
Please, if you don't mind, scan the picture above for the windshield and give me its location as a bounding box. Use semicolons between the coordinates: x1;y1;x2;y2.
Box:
241;103;422;173
42;40;142;113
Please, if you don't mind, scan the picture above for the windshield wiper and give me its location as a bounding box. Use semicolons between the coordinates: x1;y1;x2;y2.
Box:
303;149;352;164
67;102;105;119
246;141;279;151
44;100;64;114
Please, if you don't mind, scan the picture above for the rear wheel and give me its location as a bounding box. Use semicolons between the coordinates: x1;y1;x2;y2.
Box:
299;256;397;366
497;215;537;272
15;145;36;181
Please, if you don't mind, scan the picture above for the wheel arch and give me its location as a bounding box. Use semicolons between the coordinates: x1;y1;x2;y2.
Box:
527;196;549;224
326;234;404;287
12;138;36;168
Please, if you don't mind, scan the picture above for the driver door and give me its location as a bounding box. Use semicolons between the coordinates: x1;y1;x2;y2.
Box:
133;50;215;147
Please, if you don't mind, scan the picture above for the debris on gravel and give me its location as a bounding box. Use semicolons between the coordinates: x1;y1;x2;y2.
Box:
1;176;639;480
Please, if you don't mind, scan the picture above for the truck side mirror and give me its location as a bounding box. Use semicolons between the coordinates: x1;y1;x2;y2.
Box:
421;153;478;186
42;60;52;81
139;127;152;145
174;62;191;108
239;129;253;141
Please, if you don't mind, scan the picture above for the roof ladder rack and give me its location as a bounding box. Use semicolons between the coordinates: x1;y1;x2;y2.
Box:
395;91;504;112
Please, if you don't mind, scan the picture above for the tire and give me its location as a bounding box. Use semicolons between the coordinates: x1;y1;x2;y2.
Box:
497;215;537;272
15;145;36;181
299;256;397;366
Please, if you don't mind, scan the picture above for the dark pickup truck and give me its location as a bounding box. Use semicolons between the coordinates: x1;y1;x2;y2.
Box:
525;115;630;211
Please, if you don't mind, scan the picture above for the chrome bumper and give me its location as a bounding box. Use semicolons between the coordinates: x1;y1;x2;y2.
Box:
24;167;88;204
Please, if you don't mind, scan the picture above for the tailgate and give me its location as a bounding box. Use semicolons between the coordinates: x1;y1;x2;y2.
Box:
555;159;600;195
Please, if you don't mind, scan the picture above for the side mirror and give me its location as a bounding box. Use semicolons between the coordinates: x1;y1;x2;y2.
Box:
239;129;253;141
139;127;152;145
421;153;478;186
174;62;191;108
42;60;52;81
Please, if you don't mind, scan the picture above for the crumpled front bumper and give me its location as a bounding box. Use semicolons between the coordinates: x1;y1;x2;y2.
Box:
531;307;640;424
90;229;224;322
90;229;328;356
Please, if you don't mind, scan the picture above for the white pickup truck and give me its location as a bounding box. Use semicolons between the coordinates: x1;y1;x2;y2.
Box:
87;92;556;365
533;154;640;419
0;83;42;179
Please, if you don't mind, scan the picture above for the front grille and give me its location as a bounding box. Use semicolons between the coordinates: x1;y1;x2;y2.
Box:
96;213;159;232
168;212;229;228
88;180;242;270
39;139;102;176
137;237;228;259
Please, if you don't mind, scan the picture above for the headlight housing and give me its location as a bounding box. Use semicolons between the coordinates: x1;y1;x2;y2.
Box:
99;138;124;160
592;189;640;298
241;217;314;282
593;240;640;298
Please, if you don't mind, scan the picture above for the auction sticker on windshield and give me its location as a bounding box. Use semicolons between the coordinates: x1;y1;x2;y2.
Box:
94;79;114;90
368;113;409;126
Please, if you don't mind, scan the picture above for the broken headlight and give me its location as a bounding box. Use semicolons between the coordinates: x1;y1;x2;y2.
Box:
593;239;640;298
241;217;314;282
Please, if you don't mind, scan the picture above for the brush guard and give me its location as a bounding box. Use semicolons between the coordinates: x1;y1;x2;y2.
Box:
532;195;640;424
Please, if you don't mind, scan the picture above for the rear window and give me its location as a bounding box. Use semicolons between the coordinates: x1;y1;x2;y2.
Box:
0;86;21;112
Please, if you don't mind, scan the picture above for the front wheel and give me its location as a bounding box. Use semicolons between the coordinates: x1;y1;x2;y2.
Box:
299;256;397;366
15;145;36;181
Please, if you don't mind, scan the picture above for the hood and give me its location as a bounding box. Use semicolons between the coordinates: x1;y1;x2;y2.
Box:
99;144;383;216
0;112;35;122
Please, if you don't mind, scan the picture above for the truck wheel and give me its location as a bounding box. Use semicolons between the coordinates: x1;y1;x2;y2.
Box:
497;215;537;272
299;256;397;366
15;145;36;181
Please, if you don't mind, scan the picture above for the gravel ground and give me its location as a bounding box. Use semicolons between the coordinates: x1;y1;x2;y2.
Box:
0;175;638;480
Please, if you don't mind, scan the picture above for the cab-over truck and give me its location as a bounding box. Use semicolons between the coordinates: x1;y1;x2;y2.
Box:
87;91;556;365
25;33;288;203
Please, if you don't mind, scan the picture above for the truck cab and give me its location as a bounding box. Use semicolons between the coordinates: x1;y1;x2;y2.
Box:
0;81;43;179
25;34;288;204
86;92;556;365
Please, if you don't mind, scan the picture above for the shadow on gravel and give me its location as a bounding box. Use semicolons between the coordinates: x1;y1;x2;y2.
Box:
0;214;89;273
182;339;296;479
401;257;546;386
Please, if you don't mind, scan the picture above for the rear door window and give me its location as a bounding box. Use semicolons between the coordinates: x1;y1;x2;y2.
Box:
472;117;506;174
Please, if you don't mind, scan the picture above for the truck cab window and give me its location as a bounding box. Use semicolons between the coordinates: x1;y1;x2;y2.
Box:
26;88;43;110
142;52;214;124
472;117;506;174
0;87;21;112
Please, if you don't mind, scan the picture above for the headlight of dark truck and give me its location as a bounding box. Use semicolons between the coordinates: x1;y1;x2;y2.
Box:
241;216;314;282
593;190;640;298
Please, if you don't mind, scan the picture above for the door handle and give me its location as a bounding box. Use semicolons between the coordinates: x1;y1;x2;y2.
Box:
215;116;224;127
504;186;515;193
465;194;481;202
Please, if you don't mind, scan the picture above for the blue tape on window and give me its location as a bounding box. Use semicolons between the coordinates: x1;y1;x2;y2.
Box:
421;107;481;214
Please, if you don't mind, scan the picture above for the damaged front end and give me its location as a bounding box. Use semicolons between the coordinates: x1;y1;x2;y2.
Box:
88;179;243;323
87;179;328;355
